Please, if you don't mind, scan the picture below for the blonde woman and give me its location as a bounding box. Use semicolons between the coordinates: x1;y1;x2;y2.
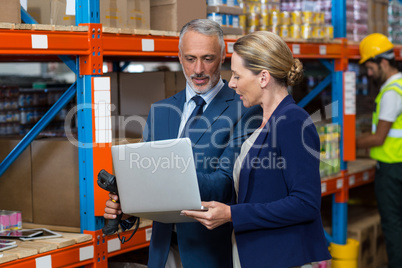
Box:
183;31;331;267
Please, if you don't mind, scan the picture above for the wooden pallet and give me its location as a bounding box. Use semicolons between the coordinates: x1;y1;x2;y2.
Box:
0;23;344;44
0;232;92;264
0;23;88;32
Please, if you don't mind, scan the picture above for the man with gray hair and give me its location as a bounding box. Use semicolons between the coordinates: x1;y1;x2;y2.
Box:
104;19;262;267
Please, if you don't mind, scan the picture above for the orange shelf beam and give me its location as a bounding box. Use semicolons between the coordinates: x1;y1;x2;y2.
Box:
321;175;344;197
0;227;152;268
105;227;152;258
287;41;343;59
346;167;375;189
0;241;94;268
0;27;347;60
321;166;376;199
0;29;89;56
103;34;180;57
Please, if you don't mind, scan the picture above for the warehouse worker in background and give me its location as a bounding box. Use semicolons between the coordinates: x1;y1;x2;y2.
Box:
357;33;402;268
104;19;262;268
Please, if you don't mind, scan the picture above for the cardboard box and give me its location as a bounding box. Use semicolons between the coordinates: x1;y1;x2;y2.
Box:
27;0;51;24
31;139;80;227
0;0;21;23
151;0;207;31
0;139;33;223
113;138;143;145
164;71;179;98
101;0;150;29
348;214;378;268
221;70;232;82
100;0;128;28
127;0;151;29
113;114;148;139
27;0;74;25
175;71;187;92
119;72;167;115
50;0;75;25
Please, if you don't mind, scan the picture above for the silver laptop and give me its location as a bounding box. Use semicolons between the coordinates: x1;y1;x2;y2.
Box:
111;138;206;223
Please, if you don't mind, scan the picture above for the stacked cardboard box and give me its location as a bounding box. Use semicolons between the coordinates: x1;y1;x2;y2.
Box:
109;71;169;139
150;0;207;32
348;214;377;268
0;139;32;223
31;138;80;227
0;137;142;229
27;0;151;29
0;0;21;24
100;0;150;29
27;0;74;25
347;211;388;268
0;138;81;227
27;0;208;31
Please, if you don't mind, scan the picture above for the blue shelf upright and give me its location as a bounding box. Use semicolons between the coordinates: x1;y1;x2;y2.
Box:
75;0;112;232
297;0;350;246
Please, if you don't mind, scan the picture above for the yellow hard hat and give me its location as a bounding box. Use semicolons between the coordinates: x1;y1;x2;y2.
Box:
359;33;394;64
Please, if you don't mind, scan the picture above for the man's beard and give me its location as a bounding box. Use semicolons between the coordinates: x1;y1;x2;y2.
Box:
372;67;386;88
184;68;221;94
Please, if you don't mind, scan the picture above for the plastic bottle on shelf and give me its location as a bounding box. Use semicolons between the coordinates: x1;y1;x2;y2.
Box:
6;111;13;122
13;123;19;135
20;108;27;124
207;0;224;6
33;109;39;122
6;123;13;135
0;112;6;123
18;94;25;107
26;108;33;123
25;94;32;106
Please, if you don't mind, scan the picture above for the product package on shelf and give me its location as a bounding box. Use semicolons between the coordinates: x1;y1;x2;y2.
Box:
388;0;402;44
0;82;74;137
0;86;20;136
207;0;244;35
18;85;72;137
316;122;341;179
101;0;150;29
346;0;369;42
236;0;333;40
0;210;22;232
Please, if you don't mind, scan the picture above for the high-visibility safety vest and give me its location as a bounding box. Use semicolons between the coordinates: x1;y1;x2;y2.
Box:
370;79;402;163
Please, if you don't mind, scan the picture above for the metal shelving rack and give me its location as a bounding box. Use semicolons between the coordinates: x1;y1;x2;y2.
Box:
0;0;385;266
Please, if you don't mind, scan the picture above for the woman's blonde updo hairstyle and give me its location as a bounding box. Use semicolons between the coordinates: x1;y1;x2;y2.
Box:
233;31;303;87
